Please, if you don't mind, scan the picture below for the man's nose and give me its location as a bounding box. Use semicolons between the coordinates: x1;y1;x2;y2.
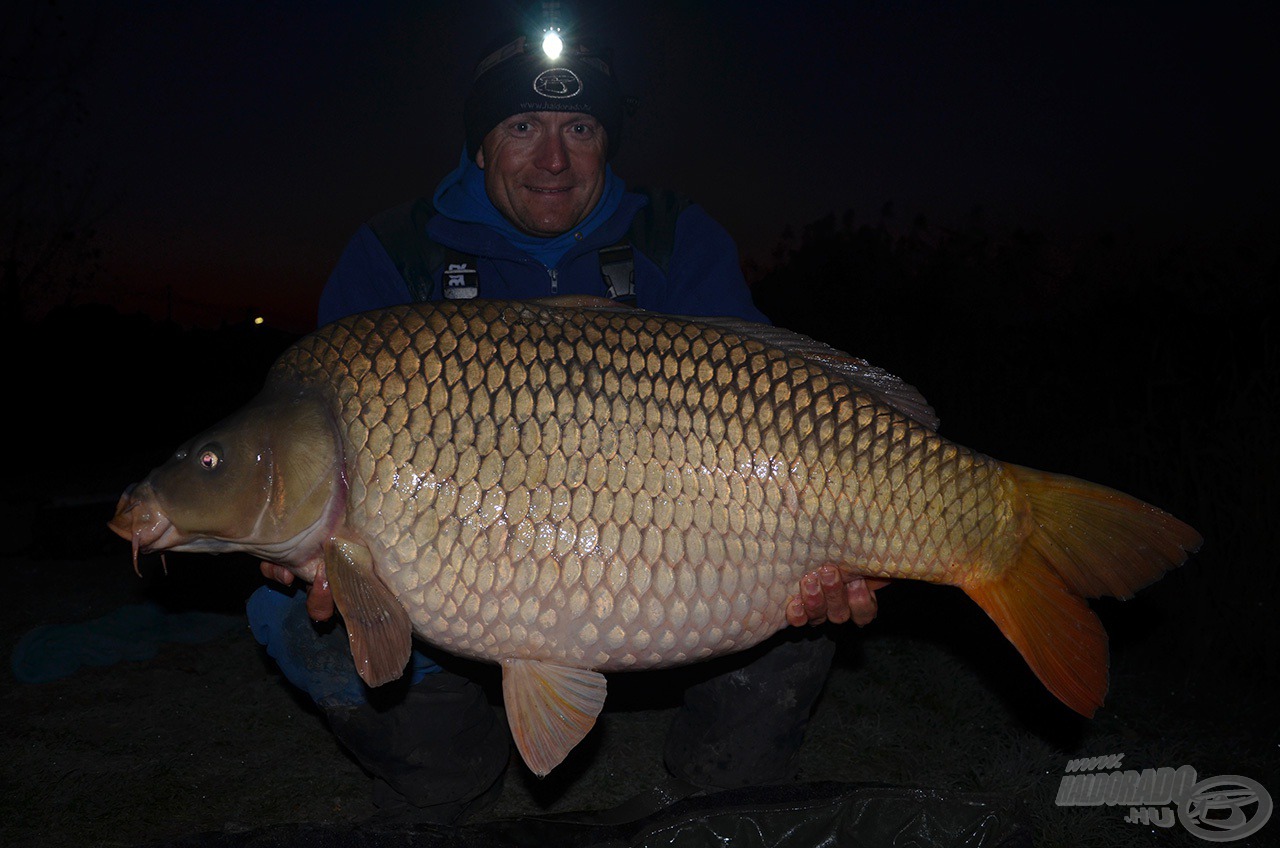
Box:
533;132;569;174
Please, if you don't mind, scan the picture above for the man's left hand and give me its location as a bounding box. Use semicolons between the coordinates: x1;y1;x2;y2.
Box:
786;565;888;628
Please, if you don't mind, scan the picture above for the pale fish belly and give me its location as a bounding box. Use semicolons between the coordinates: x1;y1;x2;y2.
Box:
361;454;814;671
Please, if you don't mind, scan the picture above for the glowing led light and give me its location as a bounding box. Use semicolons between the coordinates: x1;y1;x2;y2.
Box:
542;30;563;59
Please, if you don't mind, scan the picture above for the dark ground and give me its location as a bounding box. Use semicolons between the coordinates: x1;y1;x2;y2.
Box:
2;273;1277;846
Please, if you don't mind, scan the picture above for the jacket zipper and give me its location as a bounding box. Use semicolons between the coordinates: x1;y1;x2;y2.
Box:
548;267;558;294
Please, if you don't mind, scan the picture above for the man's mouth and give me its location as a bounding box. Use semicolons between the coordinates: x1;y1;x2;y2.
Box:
526;185;572;194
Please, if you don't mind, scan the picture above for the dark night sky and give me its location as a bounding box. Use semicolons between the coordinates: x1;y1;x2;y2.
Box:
32;0;1280;333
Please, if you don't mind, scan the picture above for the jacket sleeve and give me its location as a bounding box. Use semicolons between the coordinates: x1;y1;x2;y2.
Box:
652;204;771;325
316;224;414;327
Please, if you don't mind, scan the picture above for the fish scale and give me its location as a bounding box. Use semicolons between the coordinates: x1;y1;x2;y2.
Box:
111;297;1200;776
274;301;1011;670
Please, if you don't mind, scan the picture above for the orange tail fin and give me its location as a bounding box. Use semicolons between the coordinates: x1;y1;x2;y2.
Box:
962;464;1202;717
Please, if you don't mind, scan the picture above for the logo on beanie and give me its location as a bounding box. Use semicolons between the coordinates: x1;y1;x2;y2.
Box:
533;68;582;99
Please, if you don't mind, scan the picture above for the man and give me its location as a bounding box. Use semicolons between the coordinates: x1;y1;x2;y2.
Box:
248;31;881;824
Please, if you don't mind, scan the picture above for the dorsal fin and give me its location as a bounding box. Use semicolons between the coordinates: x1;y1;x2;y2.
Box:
527;299;939;430
530;294;637;310
696;317;940;430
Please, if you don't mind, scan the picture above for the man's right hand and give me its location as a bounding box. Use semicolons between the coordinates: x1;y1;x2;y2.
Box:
786;565;889;628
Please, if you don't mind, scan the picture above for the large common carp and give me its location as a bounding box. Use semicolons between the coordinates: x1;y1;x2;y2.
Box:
110;298;1200;775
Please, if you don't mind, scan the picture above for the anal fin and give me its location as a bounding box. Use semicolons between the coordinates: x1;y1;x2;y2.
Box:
502;659;607;776
324;538;413;688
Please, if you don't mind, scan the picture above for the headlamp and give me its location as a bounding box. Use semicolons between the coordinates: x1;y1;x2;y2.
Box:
465;5;625;159
538;1;565;60
541;28;563;60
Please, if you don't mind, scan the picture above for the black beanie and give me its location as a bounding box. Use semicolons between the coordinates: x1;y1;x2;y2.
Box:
464;36;623;160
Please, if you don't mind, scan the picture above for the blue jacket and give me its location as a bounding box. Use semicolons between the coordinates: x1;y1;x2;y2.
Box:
317;190;768;327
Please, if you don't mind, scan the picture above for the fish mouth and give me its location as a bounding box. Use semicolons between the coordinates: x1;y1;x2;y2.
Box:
108;482;183;575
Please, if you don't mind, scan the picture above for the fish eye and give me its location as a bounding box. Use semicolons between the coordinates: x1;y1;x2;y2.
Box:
197;445;222;470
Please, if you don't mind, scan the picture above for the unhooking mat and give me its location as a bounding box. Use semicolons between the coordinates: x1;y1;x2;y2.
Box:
145;780;1032;847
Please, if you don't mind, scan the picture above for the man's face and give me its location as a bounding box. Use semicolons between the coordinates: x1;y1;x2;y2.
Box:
476;111;608;238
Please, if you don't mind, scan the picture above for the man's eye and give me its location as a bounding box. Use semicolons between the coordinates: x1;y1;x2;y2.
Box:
512;122;531;132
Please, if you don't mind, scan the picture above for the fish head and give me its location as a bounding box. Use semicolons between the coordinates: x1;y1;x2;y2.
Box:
109;390;343;569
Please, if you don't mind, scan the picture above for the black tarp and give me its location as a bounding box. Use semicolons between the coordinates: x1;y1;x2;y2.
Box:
150;781;1032;848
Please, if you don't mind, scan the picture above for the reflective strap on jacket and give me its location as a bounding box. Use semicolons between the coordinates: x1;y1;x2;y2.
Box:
598;243;636;302
440;247;479;300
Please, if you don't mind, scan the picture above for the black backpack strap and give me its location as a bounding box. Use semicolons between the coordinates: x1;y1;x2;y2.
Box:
597;187;691;302
624;187;691;277
366;197;450;302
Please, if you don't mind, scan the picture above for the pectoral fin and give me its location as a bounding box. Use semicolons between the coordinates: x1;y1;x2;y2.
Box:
324;538;413;688
501;659;607;777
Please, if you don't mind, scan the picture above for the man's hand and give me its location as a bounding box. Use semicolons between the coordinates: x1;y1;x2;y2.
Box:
259;560;336;622
786;565;888;628
260;560;294;587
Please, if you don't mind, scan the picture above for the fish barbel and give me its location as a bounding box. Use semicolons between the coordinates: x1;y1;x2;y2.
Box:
109;297;1200;775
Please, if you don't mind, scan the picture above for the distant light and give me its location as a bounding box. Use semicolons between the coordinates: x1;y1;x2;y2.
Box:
253;316;265;325
542;29;563;60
